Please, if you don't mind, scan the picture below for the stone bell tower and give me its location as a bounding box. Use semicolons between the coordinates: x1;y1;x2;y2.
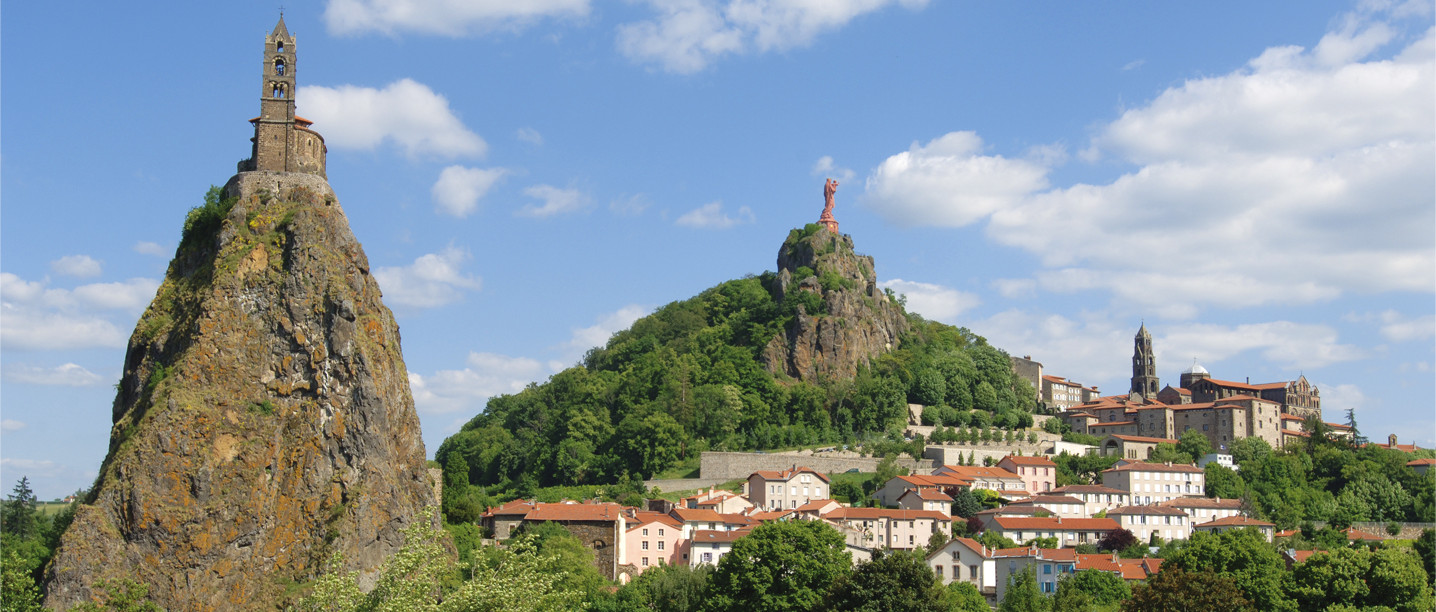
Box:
240;15;326;177
1130;323;1159;400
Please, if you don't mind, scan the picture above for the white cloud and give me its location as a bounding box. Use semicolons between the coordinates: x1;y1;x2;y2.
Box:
1;420;25;432
133;241;168;256
973;311;1133;388
675;201;754;229
432;166;508;217
1380;311;1435;342
324;0;590;36
617;0;929;74
610;194;652;216
517;185;590;218
556;304;649;366
516;127;544;145
1122;59;1145;71
0;273;158;351
50;255;101;278
864;12;1435;312
863;131;1050;228
877;279;980;324
812;155;854;182
408;352;550;415
1317;383;1368;413
3;363;105;387
373;247;482;308
1157;322;1364;371
299;79;486;158
991;278;1037;299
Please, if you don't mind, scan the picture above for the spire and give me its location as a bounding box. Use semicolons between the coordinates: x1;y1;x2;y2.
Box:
1136;322;1150;339
271;14;291;39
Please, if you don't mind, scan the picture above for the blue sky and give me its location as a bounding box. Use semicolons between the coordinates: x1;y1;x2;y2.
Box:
3;1;1432;500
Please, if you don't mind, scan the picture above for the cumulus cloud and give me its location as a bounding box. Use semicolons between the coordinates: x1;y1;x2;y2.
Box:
1158;322;1364;371
299;79;486;158
1380;311;1435;342
50;255;101;278
610;194;652;216
517;185;591;218
617;0;929;73
675;201;755;229
409;352;550;415
325;0;590;36
864;10;1435;312
432;166;508;217
0;273;158;351
3;363;104;387
0;420;24;432
812;155;854;182
864;132;1050;228
1317;383;1368;413
973;311;1134;387
516;127;544;145
373;247;482;308
877;279;980;324
133;241;168;256
555;304;649;366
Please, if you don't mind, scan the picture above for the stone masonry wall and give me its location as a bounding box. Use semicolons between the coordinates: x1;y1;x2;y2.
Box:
699;452;934;480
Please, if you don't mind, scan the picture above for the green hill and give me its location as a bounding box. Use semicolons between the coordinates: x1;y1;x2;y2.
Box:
435;225;1035;512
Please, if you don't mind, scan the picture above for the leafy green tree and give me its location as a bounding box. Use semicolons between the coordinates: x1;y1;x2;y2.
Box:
1365;546;1436;612
1203;463;1244;500
998;566;1048;612
1050;575;1091;612
702;520;851;612
614;412;688;479
826;549;958;611
1166;528;1292;611
1415;528;1435;587
1062;568;1130;606
1178;428;1213;461
71;579;163;612
978;530;1019;551
947;581;991;612
1123;567;1252;612
952;489;981;519
974;382;1000;412
1;550;42;612
602;562;713;612
1286;548;1370;610
1228;437;1272;467
1025;537;1058;549
911;369;948;407
1147;443;1187;465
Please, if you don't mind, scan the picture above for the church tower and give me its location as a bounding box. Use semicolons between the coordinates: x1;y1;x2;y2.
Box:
240;15;326;177
1130;324;1159;400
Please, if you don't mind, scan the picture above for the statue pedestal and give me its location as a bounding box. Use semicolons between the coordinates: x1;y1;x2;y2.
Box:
818;212;839;235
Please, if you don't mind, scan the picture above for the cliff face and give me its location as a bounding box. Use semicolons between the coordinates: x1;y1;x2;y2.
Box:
44;172;435;611
760;225;909;382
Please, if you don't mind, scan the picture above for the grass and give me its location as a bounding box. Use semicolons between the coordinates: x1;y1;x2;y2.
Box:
651;457;701;480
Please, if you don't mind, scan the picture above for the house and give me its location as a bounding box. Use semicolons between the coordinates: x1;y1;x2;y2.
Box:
1106;505;1191;543
747;467;830;510
873;473;971;507
985;516;1119;548
997;455;1058;494
1370;434;1421;452
1050;485;1131;516
792;499;842;520
1076;553;1162;581
1098;434;1179;459
927;537;996;596
932;465;1028;494
1041;375;1101;411
1343;526;1385;542
822;507;953;551
481;498;535;539
1100;461;1205;505
1192;516;1274;542
523;502;627;579
992;547;1077;600
624;511;684;574
1197;453;1236;471
681;488;753;514
897;488;954;513
1004;495;1087;518
1282;549;1324;569
689;529;750;567
1408;458;1435;476
1156;497;1243;524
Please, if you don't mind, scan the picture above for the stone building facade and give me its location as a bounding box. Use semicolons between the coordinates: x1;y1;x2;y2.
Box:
238;16;326;177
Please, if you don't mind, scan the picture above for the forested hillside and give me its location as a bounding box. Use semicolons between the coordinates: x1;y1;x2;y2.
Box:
436;225;1036;507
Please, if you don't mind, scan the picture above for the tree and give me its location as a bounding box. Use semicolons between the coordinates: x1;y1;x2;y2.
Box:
1203;463;1244;500
1365;546;1436;612
1;477;37;539
826;549;958;611
1050;575;1091;612
1062;568;1130;606
1165;528;1291;611
1345;407;1367;446
1123;567;1253;612
953;489;981;519
703;520;851;612
1286;547;1371;610
1178;428;1213;460
947;581;991;612
605;563;713;612
71;579;163;612
1147;443;1187;465
1415;528;1435;588
1;550;42;612
1227;437;1272;467
998;566;1047;612
978;530;1018;551
1097;529;1138;553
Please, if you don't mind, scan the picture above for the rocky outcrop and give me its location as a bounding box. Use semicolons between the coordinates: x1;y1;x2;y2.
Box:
760;224;909;382
43;172;435;611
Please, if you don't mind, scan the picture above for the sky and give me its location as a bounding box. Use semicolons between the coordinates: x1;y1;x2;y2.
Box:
2;1;1433;500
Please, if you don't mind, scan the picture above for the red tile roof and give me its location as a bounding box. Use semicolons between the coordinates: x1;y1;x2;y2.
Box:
525;502;623;522
1000;455;1058;467
691;529;750;544
1408;458;1436;467
1052;485;1129;495
1288;550;1324;564
1195;516;1273;528
1102;461;1203;474
670;508;724;523
991;516;1120;531
1107;505;1188;517
825;508;952;521
1091;420;1137;427
749;467;830;482
938;465;1023;480
483;498;536;517
747;510;793;521
1009;495;1084;505
1280;414;1306;421
1158;497;1241;510
990;546;1077;562
1343;527;1385;541
900;489;954;502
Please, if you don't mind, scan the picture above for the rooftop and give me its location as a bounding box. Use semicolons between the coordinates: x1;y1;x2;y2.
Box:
1102;461;1204;474
1195;516;1273;528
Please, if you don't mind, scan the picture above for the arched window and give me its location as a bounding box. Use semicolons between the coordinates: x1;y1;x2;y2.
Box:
275;59;286;76
276;41;285;53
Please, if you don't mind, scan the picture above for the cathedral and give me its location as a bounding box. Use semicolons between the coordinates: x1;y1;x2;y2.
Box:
1126;324;1321;420
237;16;327;177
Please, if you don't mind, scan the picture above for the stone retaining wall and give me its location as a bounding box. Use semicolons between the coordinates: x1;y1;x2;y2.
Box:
699;451;934;480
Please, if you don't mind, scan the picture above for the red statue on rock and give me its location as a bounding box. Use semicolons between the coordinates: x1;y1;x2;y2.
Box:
819;177;840;234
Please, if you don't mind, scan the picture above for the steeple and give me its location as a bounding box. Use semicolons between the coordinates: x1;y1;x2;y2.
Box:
239;15;326;177
1130;323;1159;400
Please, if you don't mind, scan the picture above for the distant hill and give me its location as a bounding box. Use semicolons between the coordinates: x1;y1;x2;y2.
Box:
436;224;1036;504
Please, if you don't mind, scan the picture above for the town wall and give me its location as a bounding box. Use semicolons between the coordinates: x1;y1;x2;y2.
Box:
699;451;933;480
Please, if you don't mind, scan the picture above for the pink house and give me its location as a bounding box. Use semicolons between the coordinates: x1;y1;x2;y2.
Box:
624;511;684;575
998;455;1057;494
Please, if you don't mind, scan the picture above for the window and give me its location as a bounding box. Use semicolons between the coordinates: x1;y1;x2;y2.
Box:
642;529;649;536
970;565;978;580
701;552;712;563
658;529;664;537
1044;565;1052;575
658;541;665;550
642;541;649;550
274;59;286;75
642;557;649;566
936;565;944;577
276;41;284;52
